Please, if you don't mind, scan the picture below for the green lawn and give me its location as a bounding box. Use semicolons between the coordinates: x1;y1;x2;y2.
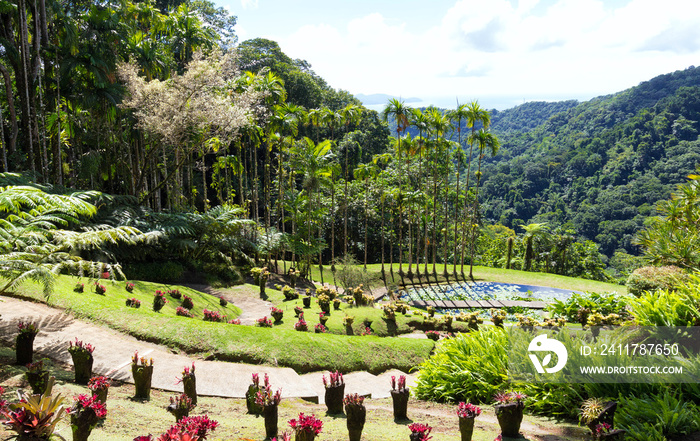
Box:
5;274;434;373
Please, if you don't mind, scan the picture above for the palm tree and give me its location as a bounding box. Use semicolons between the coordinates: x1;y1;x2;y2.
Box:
381;98;411;274
468;129;500;280
291;137;334;277
373;152;392;282
460;101;491;275
410;108;429;275
522;223;550;272
354;162;379;269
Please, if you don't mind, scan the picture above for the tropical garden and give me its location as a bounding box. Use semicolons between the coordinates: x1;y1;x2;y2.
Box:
2;0;700;439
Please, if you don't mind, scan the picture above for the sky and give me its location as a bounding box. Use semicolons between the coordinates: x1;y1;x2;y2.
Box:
218;0;700;110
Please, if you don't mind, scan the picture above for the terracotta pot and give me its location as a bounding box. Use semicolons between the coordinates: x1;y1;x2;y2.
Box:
495;402;524;437
391;389;410;421
458;416;475;441
263;405;278;440
324;384;345;414
16;333;36;366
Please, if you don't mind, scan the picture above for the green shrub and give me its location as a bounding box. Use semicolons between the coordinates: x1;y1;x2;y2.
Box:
616;391;700;441
626;265;689;296
628;280;700;326
414;327;508;403
547;291;630;323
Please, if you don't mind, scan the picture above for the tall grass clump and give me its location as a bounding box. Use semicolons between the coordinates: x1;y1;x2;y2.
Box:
414;327;508;403
616;391;700;441
628;278;700;326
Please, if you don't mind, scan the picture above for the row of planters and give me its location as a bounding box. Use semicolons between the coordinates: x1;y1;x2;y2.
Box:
9;325;623;440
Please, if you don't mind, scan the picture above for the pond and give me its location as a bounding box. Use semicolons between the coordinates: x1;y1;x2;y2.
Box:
400;281;582;304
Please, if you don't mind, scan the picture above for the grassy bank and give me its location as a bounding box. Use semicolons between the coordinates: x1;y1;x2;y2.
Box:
5;275;433;373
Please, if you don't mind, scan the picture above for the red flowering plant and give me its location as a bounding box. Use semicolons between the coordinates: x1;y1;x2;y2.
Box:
153;291;168;312
425;330;441;341
182;295;194;309
361;326;372;336
70;393;107;439
68;338;95;361
74;283;84;292
593;422;613;437
167;393;195;421
272;432;291;441
494;391;527;409
255;384;282;407
408;423;433;441
391;375;407;392
94;282;107;295
203;309;224;322
88;376;111;393
294;306;304;317
126;298;141;308
314;323;327;333
343;393;365;407
176;307;193;318
228;319;241;325
0;386;7;411
457;402;482;419
289;413;323;437
133;414;219;441
125;282;135;293
17;321;39;336
257;316;273;327
270;307;284;322
168;289;181;299
323;371;344;389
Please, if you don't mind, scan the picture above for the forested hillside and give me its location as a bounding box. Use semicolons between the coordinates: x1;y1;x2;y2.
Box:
479;67;700;258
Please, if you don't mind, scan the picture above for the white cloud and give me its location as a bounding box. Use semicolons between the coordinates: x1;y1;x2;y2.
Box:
274;0;700;106
240;0;258;10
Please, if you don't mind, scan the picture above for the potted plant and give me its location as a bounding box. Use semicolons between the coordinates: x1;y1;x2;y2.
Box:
319;311;329;325
131;351;154;400
294;315;308;332
177;363;197;405
125;297;141;308
1;376;67;440
25;359;50;394
271;307;284;323
303;296;312;308
490;309;506;328
343;315;354;329
314;323;327;333
581;398;618;434
317;294;331;313
344;393;366;441
323;371;345;414
88;376;110;403
246;373;265;415
70;394;107;441
494;391;527;437
125;282;135;293
168;289;181;299
153;291;168;312
176;306;193;317
167;393;195;422
391;375;410;421
288;267;300;288
256;382;282;440
408;422;432;441
182;295;194;309
259;267;270;296
425;330;441;341
74;283;84;293
294;306;304;317
289;412;323;441
383;304;397;321
68;339;94;385
16;321;39;365
257;316;273;327
456;402;481;441
333;298;342;310
94;283;106;295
